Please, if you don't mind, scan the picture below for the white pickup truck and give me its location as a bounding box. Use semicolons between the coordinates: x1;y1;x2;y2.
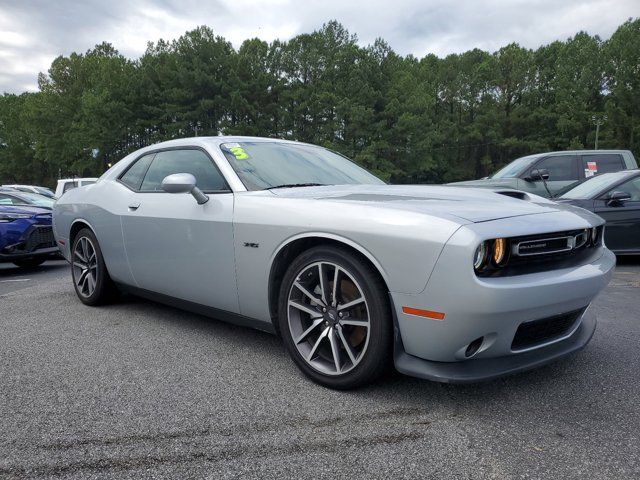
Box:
55;178;98;198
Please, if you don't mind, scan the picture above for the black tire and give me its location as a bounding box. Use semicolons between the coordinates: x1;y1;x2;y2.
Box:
12;257;46;268
71;228;117;306
278;245;392;389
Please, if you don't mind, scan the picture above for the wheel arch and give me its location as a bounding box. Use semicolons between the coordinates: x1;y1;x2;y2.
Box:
69;219;97;247
267;233;391;335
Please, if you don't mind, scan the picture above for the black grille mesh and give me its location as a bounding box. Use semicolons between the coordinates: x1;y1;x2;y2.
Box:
24;226;55;252
511;308;585;350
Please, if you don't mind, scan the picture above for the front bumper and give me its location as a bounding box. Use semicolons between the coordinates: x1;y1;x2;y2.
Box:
0;224;59;262
390;215;615;382
0;246;59;262
394;308;596;383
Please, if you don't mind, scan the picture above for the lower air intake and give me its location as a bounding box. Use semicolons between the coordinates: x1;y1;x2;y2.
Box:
511;308;586;351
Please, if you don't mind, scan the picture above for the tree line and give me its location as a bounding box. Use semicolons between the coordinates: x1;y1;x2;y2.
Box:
0;18;638;187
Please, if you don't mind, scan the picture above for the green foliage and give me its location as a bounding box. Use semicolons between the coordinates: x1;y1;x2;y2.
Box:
1;19;639;187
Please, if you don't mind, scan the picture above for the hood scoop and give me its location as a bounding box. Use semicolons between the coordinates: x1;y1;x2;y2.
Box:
494;190;531;201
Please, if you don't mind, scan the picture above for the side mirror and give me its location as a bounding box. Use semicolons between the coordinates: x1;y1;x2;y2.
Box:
529;168;550;181
606;190;631;207
161;173;209;204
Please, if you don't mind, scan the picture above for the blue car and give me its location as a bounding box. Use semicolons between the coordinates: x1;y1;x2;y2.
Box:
0;205;59;268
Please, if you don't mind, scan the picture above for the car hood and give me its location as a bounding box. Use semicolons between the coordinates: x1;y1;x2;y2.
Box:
447;178;518;188
554;198;594;209
0;205;52;217
268;184;571;223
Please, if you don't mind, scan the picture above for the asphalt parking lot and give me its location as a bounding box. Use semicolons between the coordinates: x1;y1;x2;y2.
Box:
1;258;639;479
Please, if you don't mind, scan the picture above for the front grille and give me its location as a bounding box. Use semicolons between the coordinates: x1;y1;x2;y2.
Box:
511;308;585;351
24;226;55;252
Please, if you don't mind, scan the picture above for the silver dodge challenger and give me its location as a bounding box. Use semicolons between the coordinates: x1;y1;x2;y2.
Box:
53;137;615;389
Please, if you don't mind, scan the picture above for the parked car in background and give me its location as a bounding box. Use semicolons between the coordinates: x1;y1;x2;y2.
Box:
1;184;56;198
0;205;58;268
54;178;98;198
449;150;637;198
556;169;640;254
0;191;55;209
54;136;614;389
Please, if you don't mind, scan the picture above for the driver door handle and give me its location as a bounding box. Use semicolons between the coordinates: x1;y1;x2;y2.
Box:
128;202;141;211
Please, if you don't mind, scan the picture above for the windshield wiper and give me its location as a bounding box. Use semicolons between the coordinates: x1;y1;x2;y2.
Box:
265;183;327;190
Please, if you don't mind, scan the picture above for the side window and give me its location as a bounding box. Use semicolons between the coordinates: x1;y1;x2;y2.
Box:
582;154;624;175
120;153;155;190
611;176;640;202
531;156;578;181
0;194;18;205
63;181;78;193
140;149;227;192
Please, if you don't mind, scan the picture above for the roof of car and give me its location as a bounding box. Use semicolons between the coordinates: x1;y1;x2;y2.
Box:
57;178;99;182
137;136;311;150
543;149;631;155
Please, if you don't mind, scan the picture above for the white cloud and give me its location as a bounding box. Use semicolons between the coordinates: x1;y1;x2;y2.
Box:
0;0;638;93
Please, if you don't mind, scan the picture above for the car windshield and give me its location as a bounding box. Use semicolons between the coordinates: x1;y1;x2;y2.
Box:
219;141;385;190
34;186;54;196
491;155;540;178
14;192;55;207
560;172;626;199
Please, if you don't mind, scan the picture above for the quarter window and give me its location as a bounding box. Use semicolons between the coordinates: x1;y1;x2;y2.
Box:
120;153;155;190
140;149;227;192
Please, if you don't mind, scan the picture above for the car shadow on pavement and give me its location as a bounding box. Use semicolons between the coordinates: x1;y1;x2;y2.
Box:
615;254;640;266
0;259;68;277
115;289;596;406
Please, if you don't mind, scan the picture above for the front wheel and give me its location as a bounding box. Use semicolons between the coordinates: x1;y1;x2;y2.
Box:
278;245;392;389
71;228;116;306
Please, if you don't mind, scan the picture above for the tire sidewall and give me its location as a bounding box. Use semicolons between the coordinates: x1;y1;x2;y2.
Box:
278;246;391;389
71;228;111;306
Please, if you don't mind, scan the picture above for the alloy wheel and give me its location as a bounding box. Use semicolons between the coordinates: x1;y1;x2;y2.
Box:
287;261;370;376
72;236;98;298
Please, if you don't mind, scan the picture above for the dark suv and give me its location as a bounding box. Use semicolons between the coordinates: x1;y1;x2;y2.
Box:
450;150;638;197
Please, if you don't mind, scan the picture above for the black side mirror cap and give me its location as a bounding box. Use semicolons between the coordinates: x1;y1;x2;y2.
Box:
606;190;632;206
528;168;550;181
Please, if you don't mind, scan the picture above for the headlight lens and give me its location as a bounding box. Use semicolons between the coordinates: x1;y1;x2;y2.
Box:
475;238;509;273
474;241;488;271
590;227;598;245
0;213;32;223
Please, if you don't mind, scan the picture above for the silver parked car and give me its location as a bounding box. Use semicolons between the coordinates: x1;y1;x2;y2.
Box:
53;137;615;389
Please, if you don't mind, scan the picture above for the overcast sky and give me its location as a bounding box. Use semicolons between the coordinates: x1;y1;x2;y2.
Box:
0;0;638;94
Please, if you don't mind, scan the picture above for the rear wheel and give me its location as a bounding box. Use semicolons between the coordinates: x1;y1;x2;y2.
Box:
278;246;392;389
12;258;46;268
71;228;116;305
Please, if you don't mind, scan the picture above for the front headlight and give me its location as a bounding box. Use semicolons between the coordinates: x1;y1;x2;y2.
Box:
0;213;33;223
590;227;599;245
474;238;509;273
474;241;488;271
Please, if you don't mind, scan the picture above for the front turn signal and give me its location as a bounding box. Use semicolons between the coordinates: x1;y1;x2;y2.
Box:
492;238;507;266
